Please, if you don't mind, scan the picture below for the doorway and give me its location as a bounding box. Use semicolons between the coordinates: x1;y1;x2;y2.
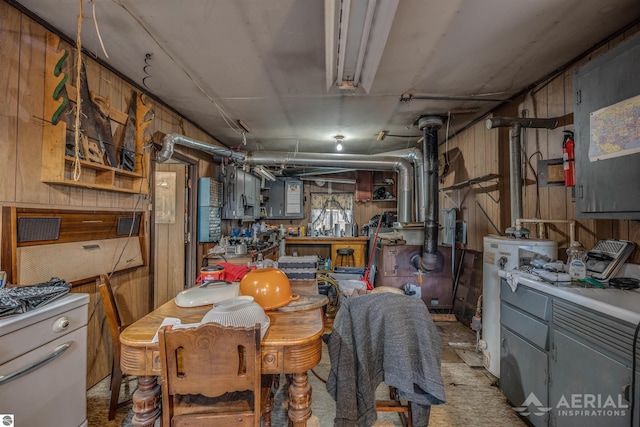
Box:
151;154;198;309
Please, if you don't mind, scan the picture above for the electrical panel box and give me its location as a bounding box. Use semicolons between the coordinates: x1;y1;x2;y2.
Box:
197;178;222;242
574;32;640;219
263;179;304;219
220;166;260;221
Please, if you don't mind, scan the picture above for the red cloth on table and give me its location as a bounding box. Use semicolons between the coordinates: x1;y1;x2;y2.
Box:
217;262;250;282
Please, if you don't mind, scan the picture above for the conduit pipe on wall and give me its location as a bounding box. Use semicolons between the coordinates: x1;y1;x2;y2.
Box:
157;133;246;163
245;151;414;223
485;117;558;232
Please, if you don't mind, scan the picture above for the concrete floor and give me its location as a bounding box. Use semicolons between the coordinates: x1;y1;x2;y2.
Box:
87;320;527;426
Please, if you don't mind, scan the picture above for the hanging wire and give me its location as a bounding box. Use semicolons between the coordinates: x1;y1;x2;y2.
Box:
90;0;109;58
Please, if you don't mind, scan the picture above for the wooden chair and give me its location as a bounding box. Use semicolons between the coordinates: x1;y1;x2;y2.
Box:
98;274;131;420
376;386;413;427
158;322;274;427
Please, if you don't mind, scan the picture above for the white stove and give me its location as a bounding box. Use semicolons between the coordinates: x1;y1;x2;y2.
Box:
0;293;89;427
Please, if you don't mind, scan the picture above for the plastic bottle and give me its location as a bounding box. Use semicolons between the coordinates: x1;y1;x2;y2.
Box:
256;252;264;270
566;241;587;280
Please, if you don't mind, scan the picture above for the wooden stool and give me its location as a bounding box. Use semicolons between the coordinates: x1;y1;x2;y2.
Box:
336;248;355;266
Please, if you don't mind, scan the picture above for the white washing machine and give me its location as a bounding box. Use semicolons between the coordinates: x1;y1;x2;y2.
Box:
482;235;557;377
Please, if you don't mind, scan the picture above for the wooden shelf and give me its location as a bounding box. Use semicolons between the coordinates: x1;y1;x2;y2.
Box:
356;171;397;202
41;33;150;195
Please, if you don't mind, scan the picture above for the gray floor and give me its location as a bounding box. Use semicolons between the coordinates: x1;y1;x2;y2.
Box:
87;321;526;426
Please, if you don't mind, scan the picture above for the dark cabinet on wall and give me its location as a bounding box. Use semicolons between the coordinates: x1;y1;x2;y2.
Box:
221;167;260;220
262;179;304;219
574;32;640;219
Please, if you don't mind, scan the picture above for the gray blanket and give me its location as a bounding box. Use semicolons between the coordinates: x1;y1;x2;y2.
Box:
326;293;446;427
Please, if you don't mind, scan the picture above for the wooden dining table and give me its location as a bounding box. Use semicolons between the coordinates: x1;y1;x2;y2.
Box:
119;299;325;426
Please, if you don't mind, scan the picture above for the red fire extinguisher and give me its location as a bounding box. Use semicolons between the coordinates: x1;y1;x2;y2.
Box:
562;130;575;187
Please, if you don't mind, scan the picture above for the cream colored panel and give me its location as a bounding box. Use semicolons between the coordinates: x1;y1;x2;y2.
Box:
16;238;143;285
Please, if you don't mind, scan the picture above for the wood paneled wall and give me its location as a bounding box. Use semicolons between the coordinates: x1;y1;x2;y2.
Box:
0;2;221;388
439;23;640;263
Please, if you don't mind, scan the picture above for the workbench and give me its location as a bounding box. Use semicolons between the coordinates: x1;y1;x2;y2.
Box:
285;236;368;267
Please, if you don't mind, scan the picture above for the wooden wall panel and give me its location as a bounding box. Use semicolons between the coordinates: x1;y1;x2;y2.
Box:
16;16;48;204
0;3;220;388
0;4;20;203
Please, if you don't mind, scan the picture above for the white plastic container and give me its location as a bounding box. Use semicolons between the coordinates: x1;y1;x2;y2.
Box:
566;241;587;280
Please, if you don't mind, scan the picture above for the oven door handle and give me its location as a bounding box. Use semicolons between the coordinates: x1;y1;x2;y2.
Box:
0;342;72;386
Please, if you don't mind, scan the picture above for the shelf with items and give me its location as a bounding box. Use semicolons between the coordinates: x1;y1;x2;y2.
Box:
41;33;151;195
356;171;397;202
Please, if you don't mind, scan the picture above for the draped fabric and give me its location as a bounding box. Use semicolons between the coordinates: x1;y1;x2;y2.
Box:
310;193;353;210
310;193;353;229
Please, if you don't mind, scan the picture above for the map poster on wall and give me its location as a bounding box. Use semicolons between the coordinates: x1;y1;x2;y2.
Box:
589;93;640;162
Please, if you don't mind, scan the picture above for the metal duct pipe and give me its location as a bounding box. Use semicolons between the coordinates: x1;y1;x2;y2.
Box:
416;116;443;271
245;152;414;223
374;148;425;222
485;117;558;232
157;133;246;163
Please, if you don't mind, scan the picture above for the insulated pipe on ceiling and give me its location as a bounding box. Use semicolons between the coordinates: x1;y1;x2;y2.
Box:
373;148;425;222
245;151;414;223
157;133;246;163
485;117;558;232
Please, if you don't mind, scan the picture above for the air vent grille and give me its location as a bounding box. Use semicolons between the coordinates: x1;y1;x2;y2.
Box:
17;217;61;242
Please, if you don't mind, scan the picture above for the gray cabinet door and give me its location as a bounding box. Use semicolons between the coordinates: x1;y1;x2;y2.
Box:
549;329;631;427
573;33;640;219
221;167;244;219
265;179;285;218
263;179;304;219
501;326;549;427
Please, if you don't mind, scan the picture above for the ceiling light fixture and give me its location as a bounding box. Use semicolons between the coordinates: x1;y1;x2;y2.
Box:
325;0;400;93
334;134;344;151
254;166;276;181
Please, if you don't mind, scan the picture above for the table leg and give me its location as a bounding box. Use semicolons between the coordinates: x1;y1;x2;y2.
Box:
132;375;161;427
288;371;312;427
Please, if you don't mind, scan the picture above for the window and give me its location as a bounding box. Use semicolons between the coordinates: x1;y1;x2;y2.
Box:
309;193;353;236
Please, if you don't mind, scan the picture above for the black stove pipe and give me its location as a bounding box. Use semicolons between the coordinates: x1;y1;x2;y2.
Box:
416;116;443;271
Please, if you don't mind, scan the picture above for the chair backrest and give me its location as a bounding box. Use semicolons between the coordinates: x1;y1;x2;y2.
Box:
158;322;262;427
99;274;123;351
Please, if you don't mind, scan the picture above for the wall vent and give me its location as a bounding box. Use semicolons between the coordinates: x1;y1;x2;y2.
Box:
117;216;141;236
17;217;61;242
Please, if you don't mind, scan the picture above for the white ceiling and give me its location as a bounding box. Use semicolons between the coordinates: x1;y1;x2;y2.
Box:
13;0;640;157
